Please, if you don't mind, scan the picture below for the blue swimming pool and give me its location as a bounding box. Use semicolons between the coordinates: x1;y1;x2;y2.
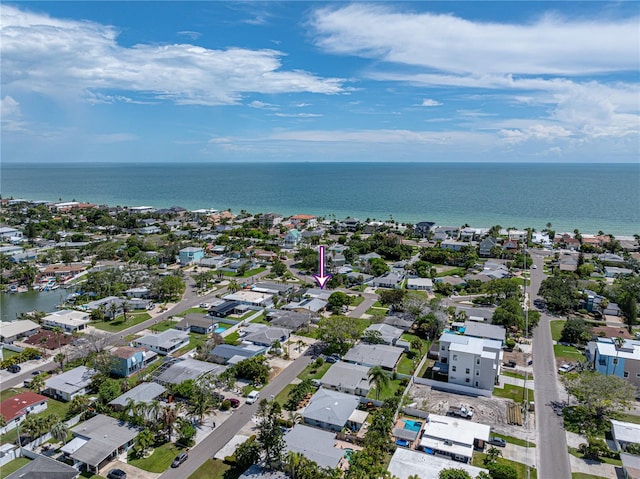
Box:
344;448;354;461
403;420;422;432
214;327;226;334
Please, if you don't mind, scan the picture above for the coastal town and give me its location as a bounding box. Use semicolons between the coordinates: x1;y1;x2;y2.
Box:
1;198;639;479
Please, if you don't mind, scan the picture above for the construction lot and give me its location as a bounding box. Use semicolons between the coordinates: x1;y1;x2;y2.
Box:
406;383;535;440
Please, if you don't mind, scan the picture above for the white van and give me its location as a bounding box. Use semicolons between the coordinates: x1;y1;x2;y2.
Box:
246;390;260;404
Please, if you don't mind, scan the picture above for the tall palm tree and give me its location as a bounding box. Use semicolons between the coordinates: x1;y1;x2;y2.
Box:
228;279;240;293
52;327;64;351
283;450;304;479
108;302;118;321
51;420;70;445
368;366;390;401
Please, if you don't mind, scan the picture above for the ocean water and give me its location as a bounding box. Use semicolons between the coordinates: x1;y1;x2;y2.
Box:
1;162;638;236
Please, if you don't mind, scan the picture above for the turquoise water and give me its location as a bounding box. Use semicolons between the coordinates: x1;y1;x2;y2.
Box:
214;327;226;334
403;420;422;432
1;162;638;235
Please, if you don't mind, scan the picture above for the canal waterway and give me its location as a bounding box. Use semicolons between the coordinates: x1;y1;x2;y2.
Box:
1;290;67;322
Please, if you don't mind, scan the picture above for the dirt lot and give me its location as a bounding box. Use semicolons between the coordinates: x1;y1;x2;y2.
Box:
406;383;534;439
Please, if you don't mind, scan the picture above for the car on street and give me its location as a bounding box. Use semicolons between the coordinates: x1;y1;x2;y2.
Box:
107;469;127;479
171;452;188;468
229;398;240;408
532;264;537;269
31;370;44;376
558;363;576;373
199;303;209;308
246;390;260;404
7;365;21;373
488;436;507;447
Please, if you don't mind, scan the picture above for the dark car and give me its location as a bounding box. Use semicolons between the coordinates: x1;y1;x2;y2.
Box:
229;398;240;408
171;451;188;468
107;469;127;479
212;392;225;402
7;365;21;373
488;436;507;447
32;370;44;376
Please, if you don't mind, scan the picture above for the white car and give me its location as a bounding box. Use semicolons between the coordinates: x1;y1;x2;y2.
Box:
558;363;575;373
532;264;537;269
246;390;260;404
199;303;209;309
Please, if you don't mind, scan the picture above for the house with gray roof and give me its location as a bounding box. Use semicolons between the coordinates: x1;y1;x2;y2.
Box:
251;282;294;296
383;315;414;331
238;465;288;479
343;343;404;371
62;414;140;474
154;358;226;385
370;272;404;289
478;237;498;257
5;455;79;479
0;319;40;343
266;310;311;331
134;329;190;356
282;297;327;314
109;382;167;410
209;343;267;365
45;366;97;402
243;326;291;347
175;314;218;334
302;389;360;432
463;322;506;344
320;362;372;397
284;424;344;469
363;323;404;345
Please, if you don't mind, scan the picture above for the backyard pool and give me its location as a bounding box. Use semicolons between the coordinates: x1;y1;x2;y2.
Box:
403;420;422;432
344;448;354;461
214;326;226;334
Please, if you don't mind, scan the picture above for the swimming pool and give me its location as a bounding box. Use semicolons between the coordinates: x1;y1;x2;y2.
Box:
344;448;354;461
403;420;422;432
214;327;226;334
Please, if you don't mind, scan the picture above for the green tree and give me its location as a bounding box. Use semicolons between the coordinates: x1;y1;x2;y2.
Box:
51;420;70;445
483;446;502;465
98;378;122;404
487;462;518;479
361;329;384;345
28;374;45;394
327;291;351;314
379;289;406;309
131;428;154;458
439;469;472;479
256;399;285;466
539;276;580;314
368;366;390;400
271;258;287;277
175;417;197;447
368;258;390;277
152;275;185;301
560;318;592;344
235;436;261;469
68;395;90;417
316;316;361;356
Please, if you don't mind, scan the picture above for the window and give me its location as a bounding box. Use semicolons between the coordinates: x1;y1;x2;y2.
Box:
624;371;629;378
465;378;470;383
475;381;479;387
452;366;457;372
453;354;458;361
441;345;446;351
466;368;470;374
476;370;480;376
613;358;618;365
476;358;480;365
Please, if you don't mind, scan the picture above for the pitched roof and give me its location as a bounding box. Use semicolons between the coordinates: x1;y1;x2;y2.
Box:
303;389;360;428
109;382;167;407
5;455;79;479
45;366;96;395
69;414;140;467
111;346;147;359
284;424;343;469
0;392;48;423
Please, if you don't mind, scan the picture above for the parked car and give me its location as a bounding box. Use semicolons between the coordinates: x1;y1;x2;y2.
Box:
171;452;188;468
488;436;507;447
7;365;21;373
229;398;240;408
558;363;576;374
107;469;127;479
31;370;44;376
212;392;225;402
199;303;209;308
246;390;260;404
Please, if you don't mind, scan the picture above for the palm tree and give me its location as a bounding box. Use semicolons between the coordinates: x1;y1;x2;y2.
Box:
228;279;240;293
283;451;304;479
68;395;90;417
54;352;66;370
108;302;118;321
368;366;390;401
29;374;45;394
122;301;130;323
52;327;64;351
51;420;70;445
160;403;181;442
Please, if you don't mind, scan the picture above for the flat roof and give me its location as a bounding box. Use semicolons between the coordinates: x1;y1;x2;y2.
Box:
155;358;225;385
0;319;40;338
422;414;491;446
612;419;640;444
388;448;488;479
109;382;166;407
343;343;404;369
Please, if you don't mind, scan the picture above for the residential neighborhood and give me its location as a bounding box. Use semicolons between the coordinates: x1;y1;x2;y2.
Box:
1;199;639;479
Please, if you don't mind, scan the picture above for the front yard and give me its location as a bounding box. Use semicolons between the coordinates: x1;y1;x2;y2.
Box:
128;442;187;472
91;312;151;332
553;344;584;363
493;384;533;403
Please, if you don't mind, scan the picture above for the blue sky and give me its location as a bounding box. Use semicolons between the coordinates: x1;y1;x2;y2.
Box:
1;1;638;163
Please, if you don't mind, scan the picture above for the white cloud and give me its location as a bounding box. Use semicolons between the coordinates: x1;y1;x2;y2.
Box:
500;125;573;144
0;5;346;106
420;99;441;107
1;96;21;117
310;4;639;75
177;31;201;40
248;100;279;110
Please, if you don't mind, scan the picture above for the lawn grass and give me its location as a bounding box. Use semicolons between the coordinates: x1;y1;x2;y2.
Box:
188;458;243;479
0;457;30;479
0;395;70;445
616;413;640;425
128;442;187;473
568;447;622;466
472;454;537;479
297;361;332;382
553;344;584;362
436;266;466;277
367;378;405;401
550;320;565;342
2;349;20;359
365;306;389;316
0;387;28;402
176;307;207;316
572;474;608;479
79;472;105;479
91;312;151;332
493;384;534;403
237;310;259;321
172;332;207;357
150;319;179;332
225;332;241;345
491;432;535;447
249;313;269;324
220;267;267;278
274;383;296;407
502;370;534;381
350;295;365;306
396;353;419;375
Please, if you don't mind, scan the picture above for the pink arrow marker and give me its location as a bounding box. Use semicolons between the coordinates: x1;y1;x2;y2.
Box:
312;245;332;289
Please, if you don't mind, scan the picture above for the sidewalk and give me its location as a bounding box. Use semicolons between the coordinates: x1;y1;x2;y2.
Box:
499;375;535;390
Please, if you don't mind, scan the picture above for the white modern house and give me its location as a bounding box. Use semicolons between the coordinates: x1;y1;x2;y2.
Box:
134;329;190;356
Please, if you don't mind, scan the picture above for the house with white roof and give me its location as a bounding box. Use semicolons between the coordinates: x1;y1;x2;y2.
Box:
363;323;404;346
45;366;97;402
223;290;274;308
418;413;491;463
388;447;488;479
0;319;40;343
343;343;405;371
406;277;433;292
302;389;361;432
134;329;190;356
42;310;90;334
437;332;503;391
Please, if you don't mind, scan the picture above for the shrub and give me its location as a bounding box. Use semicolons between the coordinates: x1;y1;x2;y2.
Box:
505;338;516;350
220;400;231;411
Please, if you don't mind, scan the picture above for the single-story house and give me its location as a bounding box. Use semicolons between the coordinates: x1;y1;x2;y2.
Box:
238;465;288;479
0;319;40;343
42;310;90;334
605;266;634;278
223;291;274;308
242;325;291;347
45;366;97;402
283;424;344;469
154;358;226;385
209;343;267;365
0;392;48;435
124;287;150;299
383;315;414;331
302;389;361;432
441;240;467;252
134;329;190;356
320;362;372;397
388;448;488;479
109;382;167;411
62;414;140;474
363;323;404;345
406;277;433;292
208;301;242;318
266;311;311;331
281;297;327;314
4;455;79;479
110;346;157;377
370;272;404;289
611;419;640;453
419;413;491;464
251;282;294;296
343;343;404;371
175;314;219;334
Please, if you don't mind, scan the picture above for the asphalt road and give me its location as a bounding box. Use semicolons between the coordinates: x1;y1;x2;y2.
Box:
529;250;572;479
158;352;313;479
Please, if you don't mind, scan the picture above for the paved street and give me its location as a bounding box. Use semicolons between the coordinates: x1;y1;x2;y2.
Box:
529;250;572;479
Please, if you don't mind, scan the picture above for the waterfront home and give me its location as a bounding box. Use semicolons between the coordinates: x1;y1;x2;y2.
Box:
0;391;48;435
45;366;97;402
62;414;140;474
414;222;436;238
0;319;40;343
289;214;317;228
179;246;205;265
134;329;190;356
302;389;361;432
42;309;90;334
110;346;157;377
